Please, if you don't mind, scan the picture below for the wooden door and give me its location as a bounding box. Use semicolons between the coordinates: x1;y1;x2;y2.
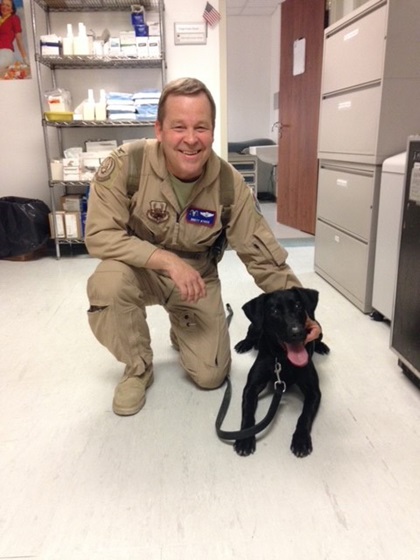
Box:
277;0;325;234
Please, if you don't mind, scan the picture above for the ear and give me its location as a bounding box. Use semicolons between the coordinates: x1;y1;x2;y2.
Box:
242;293;267;329
291;287;319;319
154;120;162;141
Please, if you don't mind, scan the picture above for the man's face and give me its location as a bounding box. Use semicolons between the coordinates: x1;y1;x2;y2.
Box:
155;92;214;181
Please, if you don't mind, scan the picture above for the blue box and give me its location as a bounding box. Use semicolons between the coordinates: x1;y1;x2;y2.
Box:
134;23;149;37
131;13;144;26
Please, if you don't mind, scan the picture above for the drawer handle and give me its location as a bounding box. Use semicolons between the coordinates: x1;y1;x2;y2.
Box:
337;179;348;187
334;235;340;243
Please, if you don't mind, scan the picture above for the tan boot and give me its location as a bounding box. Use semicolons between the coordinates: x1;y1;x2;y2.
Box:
112;365;154;416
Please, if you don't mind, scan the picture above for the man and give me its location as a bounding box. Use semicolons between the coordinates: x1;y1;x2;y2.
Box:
85;77;320;416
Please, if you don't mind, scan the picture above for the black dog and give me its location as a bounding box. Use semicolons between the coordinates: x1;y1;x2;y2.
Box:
234;288;329;458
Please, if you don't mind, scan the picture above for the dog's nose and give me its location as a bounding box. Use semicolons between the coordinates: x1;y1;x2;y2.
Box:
290;325;305;340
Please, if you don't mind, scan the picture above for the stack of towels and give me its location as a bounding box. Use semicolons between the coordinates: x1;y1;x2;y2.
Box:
132;89;161;121
106;90;161;121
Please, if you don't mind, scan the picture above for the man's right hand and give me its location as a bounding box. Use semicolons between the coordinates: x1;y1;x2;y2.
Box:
146;248;207;303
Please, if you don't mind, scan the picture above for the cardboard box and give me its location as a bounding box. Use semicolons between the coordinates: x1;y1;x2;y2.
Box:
62;157;80;181
108;37;121;56
64;212;83;239
134;23;149;37
85;139;118;152
131;10;145;26
49;212;66;238
137;37;149;58
147;21;161;36
148;37;161;58
120;31;137;57
61;194;83;212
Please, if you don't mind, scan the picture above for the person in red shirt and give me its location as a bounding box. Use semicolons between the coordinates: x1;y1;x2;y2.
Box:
0;0;28;76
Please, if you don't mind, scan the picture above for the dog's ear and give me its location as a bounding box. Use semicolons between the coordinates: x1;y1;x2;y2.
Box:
242;293;267;329
292;288;319;319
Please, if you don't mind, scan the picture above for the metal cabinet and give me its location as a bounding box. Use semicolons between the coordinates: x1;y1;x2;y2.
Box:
315;162;380;312
315;0;420;312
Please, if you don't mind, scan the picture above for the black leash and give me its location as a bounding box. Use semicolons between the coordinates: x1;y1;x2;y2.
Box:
216;305;287;441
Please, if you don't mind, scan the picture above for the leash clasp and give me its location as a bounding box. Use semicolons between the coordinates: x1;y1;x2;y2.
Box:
274;358;286;393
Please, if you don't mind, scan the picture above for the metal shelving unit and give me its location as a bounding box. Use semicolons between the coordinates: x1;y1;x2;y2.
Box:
30;0;166;258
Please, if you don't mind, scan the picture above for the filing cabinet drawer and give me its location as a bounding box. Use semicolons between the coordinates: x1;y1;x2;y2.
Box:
322;3;386;94
315;220;371;311
318;84;381;158
317;163;376;240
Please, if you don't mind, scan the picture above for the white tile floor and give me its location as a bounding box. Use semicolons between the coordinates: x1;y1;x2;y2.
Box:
1;204;419;559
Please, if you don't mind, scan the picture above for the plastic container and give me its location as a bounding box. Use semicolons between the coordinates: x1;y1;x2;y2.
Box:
62;23;73;55
95;89;107;120
83;89;95;120
73;22;89;55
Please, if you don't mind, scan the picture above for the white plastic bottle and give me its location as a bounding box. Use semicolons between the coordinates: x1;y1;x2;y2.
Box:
74;22;89;55
62;23;73;56
95;89;107;121
83;89;95;120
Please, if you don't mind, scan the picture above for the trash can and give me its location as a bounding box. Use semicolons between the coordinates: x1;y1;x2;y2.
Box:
0;196;50;259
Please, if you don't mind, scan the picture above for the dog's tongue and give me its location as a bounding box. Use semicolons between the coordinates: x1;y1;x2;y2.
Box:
285;342;309;367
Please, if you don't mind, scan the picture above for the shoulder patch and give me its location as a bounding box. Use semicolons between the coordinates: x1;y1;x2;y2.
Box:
94;155;118;188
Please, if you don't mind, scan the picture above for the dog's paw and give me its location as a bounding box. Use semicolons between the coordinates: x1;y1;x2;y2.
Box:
234;436;256;457
291;431;313;458
234;339;254;354
314;340;330;355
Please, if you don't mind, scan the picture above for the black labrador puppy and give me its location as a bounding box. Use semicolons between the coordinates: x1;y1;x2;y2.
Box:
234;287;329;458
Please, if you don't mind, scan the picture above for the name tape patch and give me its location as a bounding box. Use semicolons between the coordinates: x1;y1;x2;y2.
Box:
186;207;216;227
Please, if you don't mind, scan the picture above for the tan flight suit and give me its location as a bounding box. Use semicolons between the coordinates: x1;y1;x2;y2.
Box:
85;139;301;388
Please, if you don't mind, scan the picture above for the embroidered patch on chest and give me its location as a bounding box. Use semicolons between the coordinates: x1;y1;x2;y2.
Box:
186;208;216;227
147;201;170;223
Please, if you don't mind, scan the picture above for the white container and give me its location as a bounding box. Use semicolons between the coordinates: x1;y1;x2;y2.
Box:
73;22;90;55
62;23;73;55
50;159;63;180
95;89;107;120
83;89;95;120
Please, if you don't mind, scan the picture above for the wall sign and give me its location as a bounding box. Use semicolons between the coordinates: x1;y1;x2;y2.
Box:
174;22;207;45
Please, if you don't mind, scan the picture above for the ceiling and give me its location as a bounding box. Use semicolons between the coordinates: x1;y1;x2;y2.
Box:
226;0;283;17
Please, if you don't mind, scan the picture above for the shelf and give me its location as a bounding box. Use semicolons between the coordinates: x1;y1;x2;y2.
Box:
36;54;163;69
50;180;90;187
43;118;155;127
57;238;85;244
34;0;160;12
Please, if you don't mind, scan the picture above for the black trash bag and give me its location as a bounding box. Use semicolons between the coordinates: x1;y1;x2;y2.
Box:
0;196;50;258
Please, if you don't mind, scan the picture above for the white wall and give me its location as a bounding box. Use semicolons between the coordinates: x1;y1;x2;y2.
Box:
0;0;278;205
226;5;280;143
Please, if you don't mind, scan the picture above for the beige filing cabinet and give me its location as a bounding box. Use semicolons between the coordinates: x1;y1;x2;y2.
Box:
315;0;420;312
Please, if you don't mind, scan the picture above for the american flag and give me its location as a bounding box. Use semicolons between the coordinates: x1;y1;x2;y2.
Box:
203;2;221;27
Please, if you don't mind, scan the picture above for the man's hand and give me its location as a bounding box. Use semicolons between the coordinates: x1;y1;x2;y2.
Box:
146;248;206;303
305;317;322;345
